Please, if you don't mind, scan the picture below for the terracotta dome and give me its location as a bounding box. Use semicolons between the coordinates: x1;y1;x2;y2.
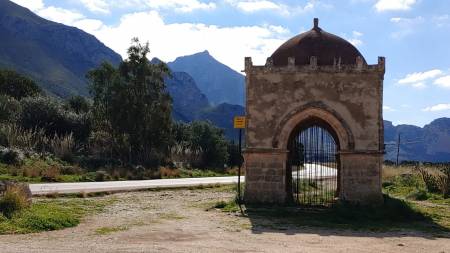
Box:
271;18;366;66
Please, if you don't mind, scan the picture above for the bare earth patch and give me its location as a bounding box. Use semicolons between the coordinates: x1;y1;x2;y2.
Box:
0;187;449;253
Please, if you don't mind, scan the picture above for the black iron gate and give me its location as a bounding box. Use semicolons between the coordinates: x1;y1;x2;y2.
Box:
288;124;339;206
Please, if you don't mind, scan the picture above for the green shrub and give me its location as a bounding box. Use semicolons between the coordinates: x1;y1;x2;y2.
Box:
382;181;394;188
406;189;430;201
214;200;227;209
0;185;31;218
95;170;111;182
213;199;240;212
0;70;41;100
395;173;422;188
66;96;90;114
20;96;91;143
19;207;78;231
60;166;84;175
40;166;61;182
81;172;97;182
0;198;113;234
0;148;24;165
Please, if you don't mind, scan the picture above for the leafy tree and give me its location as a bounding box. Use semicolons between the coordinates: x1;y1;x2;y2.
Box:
86;62;117;128
189;121;229;169
87;38;172;166
0;70;41;100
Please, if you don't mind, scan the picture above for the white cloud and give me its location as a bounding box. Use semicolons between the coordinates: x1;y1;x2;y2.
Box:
383;106;396;112
432;15;449;27
144;0;216;12
389;16;425;39
397;69;443;88
347;30;363;46
12;0;87;26
434;75;450;89
410;82;426;89
73;19;105;34
375;0;416;12
37;6;85;25
422;104;450;112
87;11;289;72
10;0;44;11
235;0;283;12
390;16;424;24
227;0;315;16
15;0;286;72
80;0;110;14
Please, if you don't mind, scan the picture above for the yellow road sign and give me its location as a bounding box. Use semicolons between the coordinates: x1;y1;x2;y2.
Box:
234;116;246;129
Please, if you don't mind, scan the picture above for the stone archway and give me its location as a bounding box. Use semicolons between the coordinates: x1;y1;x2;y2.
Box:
274;104;354;151
243;18;385;205
285;116;341;205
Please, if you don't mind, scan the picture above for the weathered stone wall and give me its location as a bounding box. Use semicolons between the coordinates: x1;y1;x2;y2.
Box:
243;149;287;203
340;153;383;203
244;57;385;205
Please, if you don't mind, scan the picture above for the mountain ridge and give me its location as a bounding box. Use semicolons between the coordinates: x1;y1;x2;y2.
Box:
0;0;122;97
168;51;245;106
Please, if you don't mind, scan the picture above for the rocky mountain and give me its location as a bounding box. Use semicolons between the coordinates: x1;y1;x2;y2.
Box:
384;118;450;162
0;0;122;97
165;71;210;122
168;51;245;106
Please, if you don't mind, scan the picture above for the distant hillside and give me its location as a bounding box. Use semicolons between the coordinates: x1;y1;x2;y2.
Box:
384;118;450;162
165;71;210;122
198;103;245;140
168;51;245;106
0;0;121;97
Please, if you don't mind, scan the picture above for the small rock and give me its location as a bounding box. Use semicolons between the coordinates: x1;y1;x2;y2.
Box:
397;243;405;247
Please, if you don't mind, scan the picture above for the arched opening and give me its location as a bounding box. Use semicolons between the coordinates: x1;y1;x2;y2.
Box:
286;117;340;206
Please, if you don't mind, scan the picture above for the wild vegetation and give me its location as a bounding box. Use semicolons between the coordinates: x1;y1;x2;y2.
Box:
0;196;114;234
0;39;241;186
214;164;450;233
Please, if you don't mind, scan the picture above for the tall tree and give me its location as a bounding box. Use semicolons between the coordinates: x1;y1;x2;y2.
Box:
87;38;172;166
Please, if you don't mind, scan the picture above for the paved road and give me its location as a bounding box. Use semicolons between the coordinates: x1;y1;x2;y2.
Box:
291;163;337;179
30;176;245;196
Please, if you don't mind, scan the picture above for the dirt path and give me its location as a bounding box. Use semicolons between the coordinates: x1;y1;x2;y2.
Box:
0;188;449;253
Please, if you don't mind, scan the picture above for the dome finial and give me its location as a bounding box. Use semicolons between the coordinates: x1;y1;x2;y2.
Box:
313;18;319;29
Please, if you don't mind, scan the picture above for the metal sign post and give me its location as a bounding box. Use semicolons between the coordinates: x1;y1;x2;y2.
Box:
233;116;246;203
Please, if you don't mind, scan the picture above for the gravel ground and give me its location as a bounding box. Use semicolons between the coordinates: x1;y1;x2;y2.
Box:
0;187;449;253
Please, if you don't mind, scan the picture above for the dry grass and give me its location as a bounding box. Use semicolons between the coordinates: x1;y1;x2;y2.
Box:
159;167;180;178
0;185;31;218
382;165;414;181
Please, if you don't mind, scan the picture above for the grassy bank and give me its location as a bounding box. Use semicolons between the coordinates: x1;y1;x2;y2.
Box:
0;197;115;234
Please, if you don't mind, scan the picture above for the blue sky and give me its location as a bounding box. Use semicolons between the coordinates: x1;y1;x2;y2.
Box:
10;0;450;127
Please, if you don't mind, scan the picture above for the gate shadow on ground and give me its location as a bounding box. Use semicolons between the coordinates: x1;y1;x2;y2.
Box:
241;196;450;239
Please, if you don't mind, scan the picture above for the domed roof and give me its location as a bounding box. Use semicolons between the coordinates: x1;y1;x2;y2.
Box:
271;19;366;66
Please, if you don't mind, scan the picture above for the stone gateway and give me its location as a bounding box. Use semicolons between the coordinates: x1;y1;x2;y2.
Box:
243;18;385;205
